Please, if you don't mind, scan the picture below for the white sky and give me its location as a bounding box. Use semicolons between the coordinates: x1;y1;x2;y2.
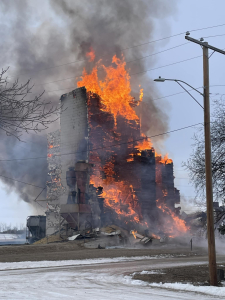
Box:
0;0;225;226
0;182;34;227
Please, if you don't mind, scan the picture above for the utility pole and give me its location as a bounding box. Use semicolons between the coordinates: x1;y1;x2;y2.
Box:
203;43;217;286
185;34;225;286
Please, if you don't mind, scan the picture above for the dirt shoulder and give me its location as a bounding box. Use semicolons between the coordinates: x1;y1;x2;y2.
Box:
0;241;206;263
132;264;225;286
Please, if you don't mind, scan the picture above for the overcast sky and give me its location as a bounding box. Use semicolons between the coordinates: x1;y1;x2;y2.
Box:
0;0;225;226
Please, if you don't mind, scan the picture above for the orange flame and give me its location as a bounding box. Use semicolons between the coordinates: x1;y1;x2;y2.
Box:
139;88;144;102
156;201;189;236
86;47;95;62
131;230;137;238
90;169;140;223
77;55;143;124
151;233;160;239
135;85;144;106
156;153;173;164
135;133;152;151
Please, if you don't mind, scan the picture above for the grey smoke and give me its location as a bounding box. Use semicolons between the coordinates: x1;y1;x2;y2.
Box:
0;0;177;204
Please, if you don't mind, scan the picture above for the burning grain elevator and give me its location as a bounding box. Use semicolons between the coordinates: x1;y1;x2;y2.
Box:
46;85;182;238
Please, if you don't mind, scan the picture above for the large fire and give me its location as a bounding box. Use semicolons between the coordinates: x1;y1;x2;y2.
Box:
77;52;189;237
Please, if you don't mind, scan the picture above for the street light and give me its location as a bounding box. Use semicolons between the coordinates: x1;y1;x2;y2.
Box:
154;77;204;109
154;76;217;286
154;76;165;82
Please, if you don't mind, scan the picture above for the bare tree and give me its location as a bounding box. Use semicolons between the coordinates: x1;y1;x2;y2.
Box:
184;97;225;205
0;68;60;139
0;223;26;233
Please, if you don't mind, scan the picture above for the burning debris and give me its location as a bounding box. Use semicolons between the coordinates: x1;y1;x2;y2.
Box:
131;230;152;245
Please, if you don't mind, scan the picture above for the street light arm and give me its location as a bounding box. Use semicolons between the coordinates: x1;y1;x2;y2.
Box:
154;77;204;109
165;79;204;97
175;81;204;109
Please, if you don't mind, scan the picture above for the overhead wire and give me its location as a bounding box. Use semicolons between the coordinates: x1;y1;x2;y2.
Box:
130;55;202;76
33;42;189;88
0;174;45;189
202;33;225;39
30;42;225;90
7;22;225;78
190;23;225;32
0;122;203;162
43;55;203;94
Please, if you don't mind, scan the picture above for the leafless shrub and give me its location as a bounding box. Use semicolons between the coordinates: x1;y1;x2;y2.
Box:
0;68;60;139
183;97;225;205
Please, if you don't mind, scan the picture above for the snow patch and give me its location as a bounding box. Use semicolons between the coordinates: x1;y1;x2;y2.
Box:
140;270;165;275
0;254;180;271
149;282;225;297
132;270;165;275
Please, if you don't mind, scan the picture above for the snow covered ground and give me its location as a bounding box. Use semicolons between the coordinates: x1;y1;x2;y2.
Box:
0;256;224;299
0;254;185;271
0;234;26;245
0;234;19;240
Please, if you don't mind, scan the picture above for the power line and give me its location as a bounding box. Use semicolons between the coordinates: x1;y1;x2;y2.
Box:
202;33;225;39
126;43;189;63
45;84;225;98
0;174;45;189
7;41;188;79
33;42;189;88
44;55;202;94
190;23;225;32
142;85;225;102
7;23;225;78
0;122;203;162
130;55;202;76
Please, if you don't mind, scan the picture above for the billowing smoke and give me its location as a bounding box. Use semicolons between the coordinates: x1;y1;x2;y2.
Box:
0;0;177;205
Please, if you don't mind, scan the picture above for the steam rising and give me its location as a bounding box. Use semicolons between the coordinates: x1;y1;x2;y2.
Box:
0;0;176;205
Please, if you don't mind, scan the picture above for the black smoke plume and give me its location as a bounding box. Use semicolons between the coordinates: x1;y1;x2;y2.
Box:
0;0;176;205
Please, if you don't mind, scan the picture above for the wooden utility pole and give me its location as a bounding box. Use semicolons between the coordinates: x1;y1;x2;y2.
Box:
203;43;217;286
185;35;225;286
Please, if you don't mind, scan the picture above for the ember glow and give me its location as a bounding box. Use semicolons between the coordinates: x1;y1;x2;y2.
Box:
77;54;189;237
